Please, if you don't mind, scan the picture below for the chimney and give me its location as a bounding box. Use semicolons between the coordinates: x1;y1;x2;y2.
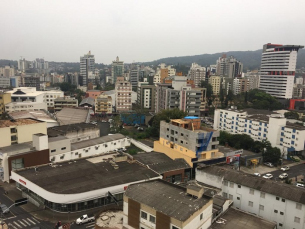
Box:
32;134;48;151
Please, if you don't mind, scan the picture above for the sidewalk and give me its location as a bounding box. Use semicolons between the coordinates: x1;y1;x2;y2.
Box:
0;182;122;224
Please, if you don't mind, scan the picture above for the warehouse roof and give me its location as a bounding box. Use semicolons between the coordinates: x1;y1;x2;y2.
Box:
47;123;98;137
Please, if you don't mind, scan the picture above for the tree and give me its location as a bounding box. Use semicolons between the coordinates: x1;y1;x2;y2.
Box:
262;147;281;164
59;82;76;93
104;82;115;91
284;111;299;120
201;81;213;98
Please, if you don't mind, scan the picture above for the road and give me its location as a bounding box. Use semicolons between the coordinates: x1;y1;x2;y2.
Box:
0;190;54;229
263;163;305;182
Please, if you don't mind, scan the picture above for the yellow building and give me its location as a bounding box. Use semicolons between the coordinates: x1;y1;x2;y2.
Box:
0;93;11;115
208;76;222;96
0;119;47;147
154;117;223;167
95;94;112;114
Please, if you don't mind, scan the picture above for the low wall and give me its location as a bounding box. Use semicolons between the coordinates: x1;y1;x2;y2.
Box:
130;138;153;152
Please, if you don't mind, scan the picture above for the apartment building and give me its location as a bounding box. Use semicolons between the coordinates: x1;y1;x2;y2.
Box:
188;63;206;87
154;117;222;167
216;55;243;78
259;43;304;99
85;90;102;99
137;81;156;112
209;76;222;95
196;166;305;229
95;94;112;114
130;65;140;90
115;77;132;112
54;97;78;112
245;72;260;90
155;76;206;116
112;56;124;84
233;78;249;95
0;92;11;115
123;180;213;229
153;63;176;84
80;51;95;86
23;76;40;90
0;77;10;88
213;108;305;157
0;66;15;77
0;119;47;147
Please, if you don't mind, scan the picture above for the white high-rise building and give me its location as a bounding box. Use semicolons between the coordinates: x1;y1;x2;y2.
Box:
188;63;206;87
259;43;304;99
80;51;95;86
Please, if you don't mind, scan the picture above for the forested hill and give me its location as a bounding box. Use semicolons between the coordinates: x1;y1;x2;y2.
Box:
144;49;305;71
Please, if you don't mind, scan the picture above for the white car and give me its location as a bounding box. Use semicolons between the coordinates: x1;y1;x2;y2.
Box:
280;166;290;171
296;183;305;188
279;173;288;179
254;173;261;177
263;173;273;179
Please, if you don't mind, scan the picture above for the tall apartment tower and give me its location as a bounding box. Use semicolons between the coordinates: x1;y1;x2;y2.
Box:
216;55;243;78
259;43;304;99
80;51;95;86
187;63;206;87
115;77;132;112
112;56;124;84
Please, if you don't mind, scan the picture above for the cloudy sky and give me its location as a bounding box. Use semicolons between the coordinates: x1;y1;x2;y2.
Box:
1;0;304;64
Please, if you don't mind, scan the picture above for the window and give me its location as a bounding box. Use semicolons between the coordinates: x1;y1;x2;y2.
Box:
296;203;302;210
230;182;234;188
294;217;300;223
248;201;253;207
60;155;65;159
282;198;285;202
280;212;284;215
238;185;241;188
61;147;66;150
276;197;280;200
279;223;283;227
223;192;228;198
249;189;254;195
274;210;278;213
260;192;265;198
141;211;147;220
172;226;179;229
229;194;233;200
149;215;155;224
237;197;240;200
181;133;184;136
11;158;24;170
224;181;228;186
259;205;264;211
51;149;56;153
200;213;203;220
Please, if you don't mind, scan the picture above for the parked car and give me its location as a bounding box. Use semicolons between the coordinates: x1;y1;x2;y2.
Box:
137;127;144;131
279;173;288;179
263;162;274;167
296;183;305;188
76;214;95;225
280;166;290;171
262;173;273;179
254;173;261;177
0;204;9;214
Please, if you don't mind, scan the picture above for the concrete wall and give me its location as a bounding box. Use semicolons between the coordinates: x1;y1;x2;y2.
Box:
49;138;71;156
0;127;11;147
17;122;47;144
130;138;153;152
65;128;100;143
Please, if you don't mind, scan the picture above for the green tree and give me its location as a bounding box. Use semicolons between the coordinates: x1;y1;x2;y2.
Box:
59;82;76;93
201;81;213;98
104;82;115;91
262;147;281;164
284;111;299;120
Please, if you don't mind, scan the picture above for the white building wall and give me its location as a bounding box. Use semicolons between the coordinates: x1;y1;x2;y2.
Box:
183;203;213;229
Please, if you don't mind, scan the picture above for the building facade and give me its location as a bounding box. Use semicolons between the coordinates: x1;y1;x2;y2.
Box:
95;94;112;114
137;82;156;112
54;97;78;112
154;117;222;167
115;77;132;112
259;43;304;99
80;51;95;86
209;76;222;96
0;66;15;77
188;63;206;87
0;93;11;115
216;55;243;78
0;77;10;88
5;101;47;113
112;56;124;84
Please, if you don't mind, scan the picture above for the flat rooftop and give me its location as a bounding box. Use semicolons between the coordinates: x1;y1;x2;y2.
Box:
47;123;98;137
209;208;277;229
125;180;211;222
198;166;305;205
0;118;41;128
132;151;190;174
285;122;305;131
9;110;57;123
0;141;33;155
15;157;160;194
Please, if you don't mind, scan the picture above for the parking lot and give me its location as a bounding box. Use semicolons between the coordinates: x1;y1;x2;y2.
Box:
262;163;305;182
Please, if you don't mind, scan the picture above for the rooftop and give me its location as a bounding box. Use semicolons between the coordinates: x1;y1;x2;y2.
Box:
8;110;57;123
47;123;98;137
285;122;305;130
0;141;33;155
71;134;126;151
15;157;160;194
79;97;95;106
55;107;90;125
125;180;211;221
0;118;41;128
132;151;191;174
209;208;277;229
198;166;305;204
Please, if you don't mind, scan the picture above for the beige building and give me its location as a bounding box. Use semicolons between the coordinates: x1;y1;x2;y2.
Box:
0;119;47;147
5;101;47;113
209;76;222;96
0;66;15;77
123;180;213;229
0;93;11;115
54;97;78;112
115;77;132;112
95;94;112;114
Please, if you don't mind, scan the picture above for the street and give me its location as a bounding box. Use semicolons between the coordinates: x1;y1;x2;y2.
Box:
0;189;53;229
262;163;305;183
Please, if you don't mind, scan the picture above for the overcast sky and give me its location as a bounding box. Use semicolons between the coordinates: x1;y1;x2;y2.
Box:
1;0;305;64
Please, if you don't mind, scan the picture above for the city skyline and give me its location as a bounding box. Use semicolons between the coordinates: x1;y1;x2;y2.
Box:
0;0;305;64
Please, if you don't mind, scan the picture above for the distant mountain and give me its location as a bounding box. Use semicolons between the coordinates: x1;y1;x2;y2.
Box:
144;49;305;71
